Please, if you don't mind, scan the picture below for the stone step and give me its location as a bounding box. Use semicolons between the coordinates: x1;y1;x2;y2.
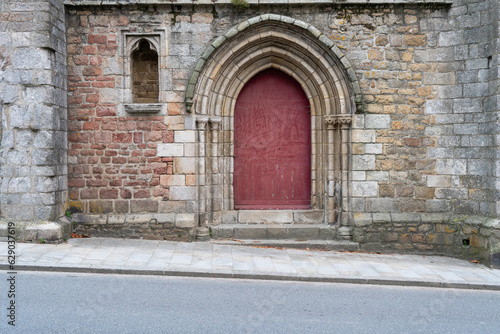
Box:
210;224;336;240
213;239;359;252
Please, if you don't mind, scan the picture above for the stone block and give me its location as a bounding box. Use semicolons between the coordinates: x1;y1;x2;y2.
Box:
130;200;158;213
160;175;185;186
425;99;453;114
436;159;467;175
159;201;185;213
366;171;389;181
352;130;376;143
169;186;196;201
293;210;323;224
175;213;197;228
427;175;452;188
157;143;184;157
238;210;293;224
287;226;320;239
352;155;375;170
351;181;378;197
174;130;196;142
366;198;399;212
174;158;196;174
221;211;238;224
234;225;266;239
266;226;287;239
365;115;390;129
365;144;383;154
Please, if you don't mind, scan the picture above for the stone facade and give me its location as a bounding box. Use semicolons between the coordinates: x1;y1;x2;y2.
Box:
0;0;499;267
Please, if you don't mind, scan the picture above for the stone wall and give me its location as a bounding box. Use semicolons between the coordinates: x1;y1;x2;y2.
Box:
0;0;71;242
0;0;499;265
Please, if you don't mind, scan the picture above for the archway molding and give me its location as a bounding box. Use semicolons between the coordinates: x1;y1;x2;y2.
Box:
187;14;360;239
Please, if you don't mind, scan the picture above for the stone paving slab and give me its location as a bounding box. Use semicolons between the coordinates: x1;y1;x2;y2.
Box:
1;238;500;290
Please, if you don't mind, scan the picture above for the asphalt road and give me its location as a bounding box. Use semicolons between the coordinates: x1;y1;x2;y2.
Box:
1;271;500;333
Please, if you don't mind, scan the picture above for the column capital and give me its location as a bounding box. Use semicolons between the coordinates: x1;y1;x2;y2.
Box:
323;114;353;127
196;116;209;130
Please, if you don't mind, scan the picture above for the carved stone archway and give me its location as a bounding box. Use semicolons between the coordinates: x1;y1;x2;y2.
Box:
186;14;361;240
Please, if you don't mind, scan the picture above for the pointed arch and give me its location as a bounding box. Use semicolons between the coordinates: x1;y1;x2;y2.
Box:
189;14;360;239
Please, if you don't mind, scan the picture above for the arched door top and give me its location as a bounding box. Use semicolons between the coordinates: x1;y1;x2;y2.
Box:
185;14;362;117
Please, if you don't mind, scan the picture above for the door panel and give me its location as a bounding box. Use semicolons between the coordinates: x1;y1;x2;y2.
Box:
234;69;311;209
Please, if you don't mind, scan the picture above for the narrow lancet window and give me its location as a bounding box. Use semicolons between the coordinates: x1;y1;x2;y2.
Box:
131;39;159;103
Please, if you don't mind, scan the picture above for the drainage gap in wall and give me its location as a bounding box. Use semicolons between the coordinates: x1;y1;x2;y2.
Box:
462;238;470;246
488;56;492;68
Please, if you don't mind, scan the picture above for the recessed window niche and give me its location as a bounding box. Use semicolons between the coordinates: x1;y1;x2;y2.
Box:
121;31;166;114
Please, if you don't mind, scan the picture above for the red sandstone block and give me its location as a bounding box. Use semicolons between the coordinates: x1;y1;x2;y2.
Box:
133;132;143;144
69;190;79;200
153;165;167;174
110;16;129;27
141;168;153;174
105;167;118;174
89;56;102;66
69;133;90;143
113;132;132;143
87;179;108;187
105;150;117;156
93;166;103;174
92;82;106;88
96;151;103;156
83;121;100;130
112;157;127;164
96;76;114;81
153;188;164;197
89;157;99;164
124;180;148;187
119;150;130;156
73;55;88;65
101;157;111;163
121;168;139;174
89;15;109;27
94;131;112;143
106;81;115;88
150;178;160;187
107;34;117;43
152;123;169;131
404;138;421;147
137;144;147;149
68;76;82;82
81;189;98;199
120;189;132;199
161;158;174;162
109;144;120;149
91;144;106;150
101;122;116;131
117;122;136;131
80;150;95;156
89;34;107;44
100;189;118;199
69;82;92;88
144;150;157;157
68;179;85;188
137;121;152;131
83;45;96;55
128;157;141;163
162;131;174;143
147;143;157;149
97;44;117;56
148;157;162;163
68;96;83;104
134;189;150;198
96;106;117;117
82;66;102;76
145;131;162;142
110;179;122;187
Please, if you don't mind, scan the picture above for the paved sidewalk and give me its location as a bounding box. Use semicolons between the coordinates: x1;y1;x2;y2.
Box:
1;238;500;290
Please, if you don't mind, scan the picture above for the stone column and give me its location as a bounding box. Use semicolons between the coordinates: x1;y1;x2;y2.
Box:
195;117;209;241
209;117;222;225
323;114;352;240
0;0;71;242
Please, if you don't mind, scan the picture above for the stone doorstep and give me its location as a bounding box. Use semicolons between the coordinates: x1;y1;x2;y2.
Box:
210;224;337;241
221;210;325;225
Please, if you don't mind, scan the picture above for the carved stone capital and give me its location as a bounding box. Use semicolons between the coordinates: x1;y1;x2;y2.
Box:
323;114;353;127
209;116;222;130
196;116;209;130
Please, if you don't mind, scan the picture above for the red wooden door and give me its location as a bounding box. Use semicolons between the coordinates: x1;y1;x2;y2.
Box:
234;69;311;209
